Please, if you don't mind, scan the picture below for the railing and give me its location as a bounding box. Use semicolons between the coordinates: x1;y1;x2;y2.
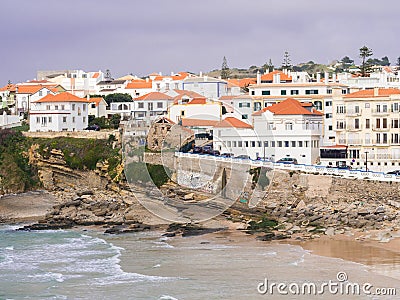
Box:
175;152;400;183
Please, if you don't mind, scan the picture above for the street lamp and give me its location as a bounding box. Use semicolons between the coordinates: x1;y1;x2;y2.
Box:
364;151;369;172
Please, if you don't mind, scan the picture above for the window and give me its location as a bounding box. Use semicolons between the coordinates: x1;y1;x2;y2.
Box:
305;141;309;147
61;105;65;110
39;91;42;96
376;118;381;128
62;116;67;123
305;89;318;95
376;104;381;112
46;105;50;110
78;107;81;116
83;117;86;123
261;90;270;95
227;141;231;147
376;133;381;143
355;106;360;113
36;117;40;123
328;125;333;131
264;141;268;147
48;117;52;123
285;122;293;130
242;114;248;119
392;119;399;128
72;104;76;111
83;104;86;111
148;103;153;110
91;103;96;108
237;141;242;147
257;141;262;147
181;111;185;116
314;101;322;110
355;118;360;129
138;102;144;109
254;102;261;111
41;117;47;126
157;102;163;108
277;141;282;147
383;105;388;112
284;141;289;147
365;103;370;108
280;90;287;96
341;89;347;94
290;90;299;95
366;119;370;129
55;105;59;110
383;133;388;144
393;103;399;112
325;113;332;118
383;118;388;128
251;91;255;95
72;117;75;123
336;105;346;114
291;141;296;147
327;89;332;94
251;141;256;147
271;141;275;147
165;83;170;90
298;141;303;147
325;101;332;107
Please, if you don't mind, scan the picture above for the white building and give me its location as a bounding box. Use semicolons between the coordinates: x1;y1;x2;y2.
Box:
323;88;400;172
29;92;89;132
88;97;107;118
169;97;222;124
182;75;230;99
213;98;323;164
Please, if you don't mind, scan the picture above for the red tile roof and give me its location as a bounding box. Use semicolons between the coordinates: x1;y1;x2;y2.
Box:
181;118;219;127
16;85;48;94
261;70;292;82
253;98;322;116
173;90;204;104
89;97;105;107
34;92;90;103
135;92;173;101
0;84;16;92
92;72;100;78
227;78;257;88
188;97;207;104
126;81;152;89
344;88;400;98
214;117;253;129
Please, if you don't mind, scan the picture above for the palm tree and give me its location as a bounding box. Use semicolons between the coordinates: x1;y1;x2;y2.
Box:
359;46;373;77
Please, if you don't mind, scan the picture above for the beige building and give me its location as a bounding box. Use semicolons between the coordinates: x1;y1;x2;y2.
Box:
326;88;400;172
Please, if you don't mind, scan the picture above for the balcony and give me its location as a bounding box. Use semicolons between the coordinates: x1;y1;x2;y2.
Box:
372;126;389;132
346;126;362;132
345;110;362;117
371;109;390;116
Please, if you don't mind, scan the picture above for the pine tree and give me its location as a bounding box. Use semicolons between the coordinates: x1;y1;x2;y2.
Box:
359;46;373;77
282;51;292;70
221;56;230;79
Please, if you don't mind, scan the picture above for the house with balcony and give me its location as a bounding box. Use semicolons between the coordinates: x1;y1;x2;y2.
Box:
326;88;400;171
29;92;89;132
213;98;323;163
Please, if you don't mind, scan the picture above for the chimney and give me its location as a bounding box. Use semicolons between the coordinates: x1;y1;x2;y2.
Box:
374;87;379;97
265;68;270;74
316;72;321;82
200;71;203;77
273;73;280;83
146;78;149;82
204;75;208;81
324;72;329;84
171;71;174;76
332;73;337;83
256;71;261;85
87;95;90;101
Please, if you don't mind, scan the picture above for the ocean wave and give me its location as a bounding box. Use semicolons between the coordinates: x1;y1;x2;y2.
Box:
159;295;179;300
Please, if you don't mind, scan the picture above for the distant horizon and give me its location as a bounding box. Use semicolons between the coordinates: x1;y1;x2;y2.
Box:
2;0;399;84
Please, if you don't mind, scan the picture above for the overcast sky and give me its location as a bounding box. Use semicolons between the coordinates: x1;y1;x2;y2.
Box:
2;0;399;84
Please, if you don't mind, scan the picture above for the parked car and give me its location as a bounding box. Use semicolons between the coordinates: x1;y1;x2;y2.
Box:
276;157;298;164
192;146;202;154
221;153;234;158
84;124;100;131
201;145;213;154
211;150;220;156
235;154;251;160
387;170;400;175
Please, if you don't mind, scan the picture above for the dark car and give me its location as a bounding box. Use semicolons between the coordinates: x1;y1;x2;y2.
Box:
201;145;213;154
387;170;400;175
211;150;220;156
235;154;251;160
192;146;202;154
84;124;100;131
276;157;298;164
221;152;234;158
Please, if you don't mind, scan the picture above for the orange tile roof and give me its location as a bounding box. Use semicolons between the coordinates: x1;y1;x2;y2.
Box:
126;81;152;89
173;90;204;104
227;78;257;88
92;72;100;78
34;92;90;103
253;98;322;116
181;118;219;127
135;92;173;101
188;97;207;104
261;70;292;82
89;97;105;107
214;117;253;129
16;85;48;94
344;88;400;98
0;84;16;92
